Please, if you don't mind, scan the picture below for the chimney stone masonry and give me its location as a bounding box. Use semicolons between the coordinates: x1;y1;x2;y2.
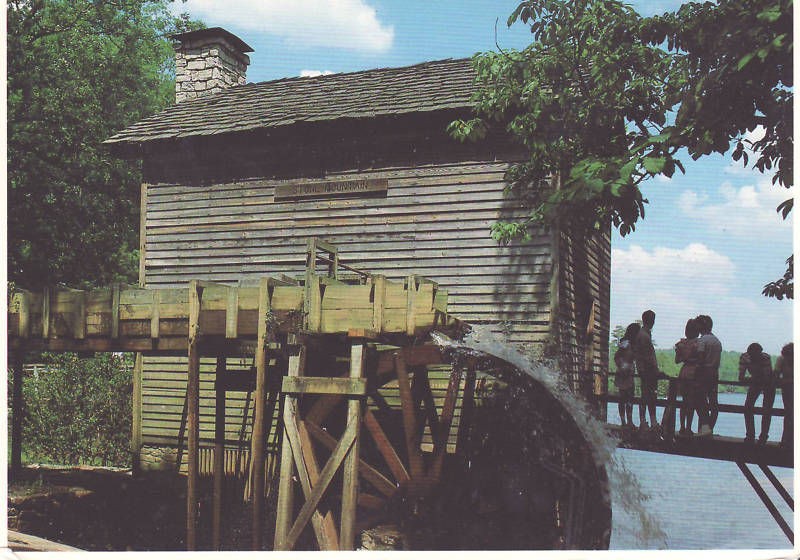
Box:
171;27;253;103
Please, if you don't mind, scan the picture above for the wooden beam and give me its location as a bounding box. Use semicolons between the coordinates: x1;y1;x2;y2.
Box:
212;356;227;550
186;280;202;551
139;183;148;287
250;277;270;550
297;421;340;550
42;287;50;339
284;422;357;551
131;353;143;474
429;367;462;480
225;286;238;339
274;348;302;550
282;376;366;396
363;408;410;485
73;290;86;339
111;284;121;339
150;290;160;340
405;275;416;335
394;352;425;479
371;275;385;332
341;343;364;550
10;350;25;481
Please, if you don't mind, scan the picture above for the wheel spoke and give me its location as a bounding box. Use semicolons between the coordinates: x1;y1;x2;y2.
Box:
394;352;425;479
364;408;410;484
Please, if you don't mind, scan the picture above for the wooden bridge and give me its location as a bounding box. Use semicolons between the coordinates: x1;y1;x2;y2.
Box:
603;376;794;543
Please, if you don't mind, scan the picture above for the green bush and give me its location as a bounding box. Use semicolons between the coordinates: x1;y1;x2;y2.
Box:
17;353;133;467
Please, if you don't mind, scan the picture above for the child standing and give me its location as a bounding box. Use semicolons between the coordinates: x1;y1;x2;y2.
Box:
675;318;700;436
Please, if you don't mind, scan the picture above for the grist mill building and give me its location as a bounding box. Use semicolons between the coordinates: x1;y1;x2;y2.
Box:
104;27;611;474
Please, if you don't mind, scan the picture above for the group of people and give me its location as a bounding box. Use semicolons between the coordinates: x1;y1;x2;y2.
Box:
613;310;794;446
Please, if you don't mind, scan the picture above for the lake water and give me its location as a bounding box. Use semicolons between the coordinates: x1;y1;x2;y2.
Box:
608;392;795;549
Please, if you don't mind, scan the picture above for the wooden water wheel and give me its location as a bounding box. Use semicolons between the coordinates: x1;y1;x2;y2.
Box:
271;336;612;551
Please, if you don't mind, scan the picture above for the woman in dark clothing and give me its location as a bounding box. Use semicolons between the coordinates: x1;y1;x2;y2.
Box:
675;318;701;436
775;342;793;448
739;342;775;444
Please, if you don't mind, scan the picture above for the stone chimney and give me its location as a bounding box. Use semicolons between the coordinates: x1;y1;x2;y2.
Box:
171;27;253;103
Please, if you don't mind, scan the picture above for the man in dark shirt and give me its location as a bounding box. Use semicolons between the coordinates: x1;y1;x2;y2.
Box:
695;315;722;436
634;310;660;431
739;342;775;444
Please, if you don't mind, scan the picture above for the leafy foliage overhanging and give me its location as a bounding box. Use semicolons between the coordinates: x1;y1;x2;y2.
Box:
7;0;201;289
449;0;792;298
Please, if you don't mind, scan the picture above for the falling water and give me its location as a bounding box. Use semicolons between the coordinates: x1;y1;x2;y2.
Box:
431;325;668;549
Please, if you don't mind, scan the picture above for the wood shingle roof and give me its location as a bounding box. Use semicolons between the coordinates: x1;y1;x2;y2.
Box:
104;58;476;149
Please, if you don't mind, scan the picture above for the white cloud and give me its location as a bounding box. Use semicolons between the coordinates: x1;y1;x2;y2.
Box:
180;0;394;52
299;69;334;77
611;244;791;354
678;178;793;239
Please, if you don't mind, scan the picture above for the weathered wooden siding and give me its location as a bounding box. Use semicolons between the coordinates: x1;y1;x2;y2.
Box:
556;225;611;400
139;159;557;456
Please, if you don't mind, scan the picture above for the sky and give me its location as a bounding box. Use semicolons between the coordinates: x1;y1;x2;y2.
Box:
175;0;794;354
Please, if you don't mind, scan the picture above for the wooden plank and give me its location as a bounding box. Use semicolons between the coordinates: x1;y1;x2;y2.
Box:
429;367;462;480
283;422;356;551
10;351;24;480
281;376;366;396
139;183;148;286
186;280;201;551
394;353;424;479
363;408;409;485
371;275;385;332
304;420;397;498
42;287;50;339
250;277;270;550
111;284;121;338
305;274;322;331
226;285;238;338
296;420;340;550
274;347;302;550
150;290;160;339
212;356;226;550
341;343;364;550
132;353;143;470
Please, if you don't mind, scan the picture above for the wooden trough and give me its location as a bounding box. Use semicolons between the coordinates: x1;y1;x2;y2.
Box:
7;239;465;551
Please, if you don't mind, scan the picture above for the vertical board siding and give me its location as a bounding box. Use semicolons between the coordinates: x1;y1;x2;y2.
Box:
139;160;558;457
557;226;611;397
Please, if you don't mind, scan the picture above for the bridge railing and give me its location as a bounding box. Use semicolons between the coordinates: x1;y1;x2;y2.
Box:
601;374;788;440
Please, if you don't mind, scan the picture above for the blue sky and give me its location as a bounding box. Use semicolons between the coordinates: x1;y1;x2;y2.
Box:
176;0;794;354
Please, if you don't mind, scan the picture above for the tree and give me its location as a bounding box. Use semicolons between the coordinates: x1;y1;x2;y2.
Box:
7;0;202;289
449;0;792;296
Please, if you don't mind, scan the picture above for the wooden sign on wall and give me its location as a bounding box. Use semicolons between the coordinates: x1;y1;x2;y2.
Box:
274;178;388;201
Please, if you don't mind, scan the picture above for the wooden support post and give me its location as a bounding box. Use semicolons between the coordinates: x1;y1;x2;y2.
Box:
42;287;51;339
212;356;227;550
74;290;86;339
341;343;364;549
457;366;477;459
150;290;160;340
131;353;143;474
394;353;425;479
275;347;302;550
225;286;238;339
111;284;121;339
371;275;385;332
186;280;202;551
10;350;25;481
250;278;271;550
405;275;417;335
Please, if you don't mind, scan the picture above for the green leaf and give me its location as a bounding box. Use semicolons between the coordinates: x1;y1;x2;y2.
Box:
643;156;667;174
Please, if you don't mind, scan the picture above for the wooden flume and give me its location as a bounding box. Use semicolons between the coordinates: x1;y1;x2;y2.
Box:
7;239;474;551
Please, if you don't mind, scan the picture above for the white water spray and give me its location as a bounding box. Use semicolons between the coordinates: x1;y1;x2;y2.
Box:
431;325;668;549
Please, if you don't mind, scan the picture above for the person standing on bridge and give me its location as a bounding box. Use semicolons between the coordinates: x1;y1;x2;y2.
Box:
614;322;640;431
739;342;775;445
695;315;722;436
675;318;701;436
774;342;793;448
634;310;660;432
